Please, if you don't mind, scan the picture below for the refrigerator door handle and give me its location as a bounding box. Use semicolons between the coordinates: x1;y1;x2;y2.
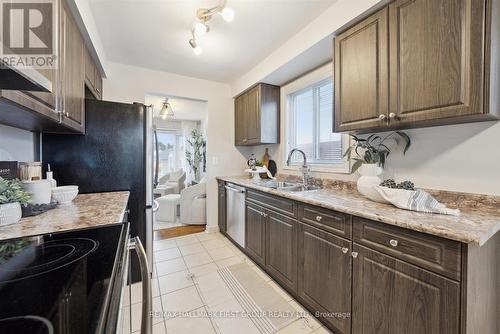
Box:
154;127;159;188
128;236;152;334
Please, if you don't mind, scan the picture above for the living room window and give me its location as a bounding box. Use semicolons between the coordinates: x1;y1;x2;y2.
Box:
282;63;350;173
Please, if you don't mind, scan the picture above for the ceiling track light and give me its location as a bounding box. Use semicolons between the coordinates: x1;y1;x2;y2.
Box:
188;0;234;54
189;34;203;56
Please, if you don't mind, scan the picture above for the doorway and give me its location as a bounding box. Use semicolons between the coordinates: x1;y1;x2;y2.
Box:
146;94;208;239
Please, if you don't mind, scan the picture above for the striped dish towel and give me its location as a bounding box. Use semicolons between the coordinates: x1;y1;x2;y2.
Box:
375;186;460;216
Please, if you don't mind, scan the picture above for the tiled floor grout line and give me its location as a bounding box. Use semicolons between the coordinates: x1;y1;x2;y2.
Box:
190;233;222;333
176;234;220;334
151;232;329;334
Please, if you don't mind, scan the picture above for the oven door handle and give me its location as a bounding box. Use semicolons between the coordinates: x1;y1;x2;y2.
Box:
129;236;152;334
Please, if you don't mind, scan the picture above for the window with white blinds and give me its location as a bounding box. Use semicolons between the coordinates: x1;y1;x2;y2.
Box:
286;77;345;167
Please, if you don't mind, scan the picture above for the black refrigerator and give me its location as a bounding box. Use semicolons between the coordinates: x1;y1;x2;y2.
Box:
42;99;157;281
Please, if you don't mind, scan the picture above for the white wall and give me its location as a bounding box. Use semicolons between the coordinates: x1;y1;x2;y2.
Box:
0;125;36;162
103;62;250;230
235;0;500;196
232;0;384;95
247;121;500;196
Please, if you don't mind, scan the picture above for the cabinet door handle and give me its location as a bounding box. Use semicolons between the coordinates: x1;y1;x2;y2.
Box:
315;215;322;222
341;247;348;254
389;239;398;247
379;114;387;121
351;252;358;258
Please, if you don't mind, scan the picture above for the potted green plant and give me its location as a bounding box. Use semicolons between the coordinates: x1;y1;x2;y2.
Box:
344;132;411;202
185;129;206;182
0;177;31;226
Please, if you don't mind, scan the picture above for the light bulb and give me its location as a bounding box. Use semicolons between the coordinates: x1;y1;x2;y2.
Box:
194;22;208;37
220;7;234;22
193;46;203;55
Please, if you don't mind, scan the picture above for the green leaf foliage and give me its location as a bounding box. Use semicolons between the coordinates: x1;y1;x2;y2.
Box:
346;131;411;173
0;177;31;205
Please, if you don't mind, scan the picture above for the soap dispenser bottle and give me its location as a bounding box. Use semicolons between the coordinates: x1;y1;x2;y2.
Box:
46;164;57;188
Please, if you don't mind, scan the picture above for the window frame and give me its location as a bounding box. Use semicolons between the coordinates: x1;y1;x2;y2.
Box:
281;63;351;174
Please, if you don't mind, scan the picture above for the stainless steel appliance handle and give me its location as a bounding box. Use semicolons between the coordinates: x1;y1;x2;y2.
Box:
225;185;245;193
129;237;152;334
153;125;159;188
152;200;159;212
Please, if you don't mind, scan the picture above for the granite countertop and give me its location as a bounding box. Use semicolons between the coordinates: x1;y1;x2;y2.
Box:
218;176;500;246
0;191;130;240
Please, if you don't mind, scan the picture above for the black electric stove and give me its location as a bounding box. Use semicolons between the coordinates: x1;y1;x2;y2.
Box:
0;224;129;334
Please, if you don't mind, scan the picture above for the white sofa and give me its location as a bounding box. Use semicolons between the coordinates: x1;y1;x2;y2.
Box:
179;179;206;225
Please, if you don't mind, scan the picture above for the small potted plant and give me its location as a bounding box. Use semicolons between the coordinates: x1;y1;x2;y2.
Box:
344;132;411;202
0;177;31;226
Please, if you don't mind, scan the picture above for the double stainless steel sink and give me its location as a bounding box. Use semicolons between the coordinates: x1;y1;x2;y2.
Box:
258;180;320;192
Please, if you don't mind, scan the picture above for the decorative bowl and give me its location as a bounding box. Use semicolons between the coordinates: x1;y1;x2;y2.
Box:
52;186;79;204
0;202;22;226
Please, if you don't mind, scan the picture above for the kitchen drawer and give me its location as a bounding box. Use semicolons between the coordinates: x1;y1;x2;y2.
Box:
246;190;296;217
298;204;352;239
353;217;462;280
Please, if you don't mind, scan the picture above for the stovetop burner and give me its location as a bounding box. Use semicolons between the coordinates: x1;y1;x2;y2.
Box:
0;238;98;283
0;315;54;334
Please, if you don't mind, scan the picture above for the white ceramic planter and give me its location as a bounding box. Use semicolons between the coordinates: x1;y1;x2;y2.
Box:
0;202;22;226
357;164;389;203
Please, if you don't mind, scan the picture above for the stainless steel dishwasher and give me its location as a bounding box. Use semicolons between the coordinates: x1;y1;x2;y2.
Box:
225;183;246;247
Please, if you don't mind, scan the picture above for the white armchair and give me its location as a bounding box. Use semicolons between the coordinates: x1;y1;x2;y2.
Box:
180;180;206;225
154;170;186;196
168;169;186;194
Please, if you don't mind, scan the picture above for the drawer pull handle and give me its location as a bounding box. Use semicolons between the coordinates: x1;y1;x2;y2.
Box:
341;247;348;254
389;239;398;247
315;215;322;222
351;252;358;258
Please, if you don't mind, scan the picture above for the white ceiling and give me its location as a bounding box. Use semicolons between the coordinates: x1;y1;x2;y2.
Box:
145;94;208;121
89;0;336;82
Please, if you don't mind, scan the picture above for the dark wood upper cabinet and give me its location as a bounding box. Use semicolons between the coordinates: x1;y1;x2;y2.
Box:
84;46;103;100
389;0;488;125
22;68;58;111
265;210;297;292
234;83;280;146
0;0;91;134
245;201;266;266
298;222;352;334
352;243;460;334
234;93;247;145
60;3;85;133
334;0;500;133
334;7;389;132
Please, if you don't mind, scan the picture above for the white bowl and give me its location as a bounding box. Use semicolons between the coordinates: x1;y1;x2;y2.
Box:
52;186;79;204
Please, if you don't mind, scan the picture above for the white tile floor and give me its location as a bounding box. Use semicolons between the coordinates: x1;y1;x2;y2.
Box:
124;231;332;334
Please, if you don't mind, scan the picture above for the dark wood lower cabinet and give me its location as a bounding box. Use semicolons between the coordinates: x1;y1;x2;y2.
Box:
218;181;226;233
265;211;297;291
245;201;266;266
298;223;352;334
220;185;498;334
352;243;460;334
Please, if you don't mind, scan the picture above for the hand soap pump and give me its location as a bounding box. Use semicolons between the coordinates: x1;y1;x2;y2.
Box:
46;164;57;189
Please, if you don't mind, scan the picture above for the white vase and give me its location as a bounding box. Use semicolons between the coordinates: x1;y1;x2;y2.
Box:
357;164;389;203
0;202;22;226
